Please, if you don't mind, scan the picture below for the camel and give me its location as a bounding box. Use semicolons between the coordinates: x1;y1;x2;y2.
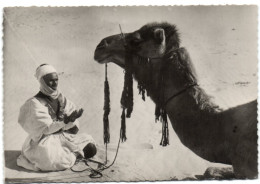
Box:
93;22;258;179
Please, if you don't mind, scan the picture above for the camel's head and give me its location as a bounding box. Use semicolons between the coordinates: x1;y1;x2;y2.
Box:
94;22;197;103
94;22;180;67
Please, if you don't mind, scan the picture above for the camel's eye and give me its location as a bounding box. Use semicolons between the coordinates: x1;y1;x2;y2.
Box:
132;39;141;44
130;38;142;47
129;32;142;46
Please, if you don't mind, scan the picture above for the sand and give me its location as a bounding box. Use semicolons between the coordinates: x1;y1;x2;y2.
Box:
3;6;257;182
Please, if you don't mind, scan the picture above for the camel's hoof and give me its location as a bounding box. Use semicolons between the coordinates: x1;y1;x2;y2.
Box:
202;167;235;180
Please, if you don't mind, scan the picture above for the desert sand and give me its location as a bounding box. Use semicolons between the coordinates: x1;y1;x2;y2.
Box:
3;6;257;182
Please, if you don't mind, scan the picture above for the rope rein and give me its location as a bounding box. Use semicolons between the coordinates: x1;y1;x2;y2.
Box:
71;25;128;177
71;63;122;178
71;132;122;178
163;83;198;107
70;134;122;178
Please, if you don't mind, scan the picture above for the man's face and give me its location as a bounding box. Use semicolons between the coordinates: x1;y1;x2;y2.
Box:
42;73;59;90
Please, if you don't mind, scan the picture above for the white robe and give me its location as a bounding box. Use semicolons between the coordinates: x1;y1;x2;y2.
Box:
17;97;95;171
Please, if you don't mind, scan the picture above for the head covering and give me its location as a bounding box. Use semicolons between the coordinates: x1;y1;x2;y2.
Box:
35;64;60;99
35;64;57;80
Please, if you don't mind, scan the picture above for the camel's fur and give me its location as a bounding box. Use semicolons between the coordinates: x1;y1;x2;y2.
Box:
94;22;258;179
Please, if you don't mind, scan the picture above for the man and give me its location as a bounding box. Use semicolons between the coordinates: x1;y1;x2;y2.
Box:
17;64;97;171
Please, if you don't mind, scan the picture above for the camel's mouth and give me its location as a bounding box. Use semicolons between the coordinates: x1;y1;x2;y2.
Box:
94;56;110;64
94;48;125;67
94;34;126;66
94;48;110;64
94;54;125;68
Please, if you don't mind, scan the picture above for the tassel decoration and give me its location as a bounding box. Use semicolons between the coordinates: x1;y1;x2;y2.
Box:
120;50;134;141
120;50;133;118
103;63;110;144
137;82;146;101
120;108;127;142
160;109;169;146
155;105;169;146
154;57;170;146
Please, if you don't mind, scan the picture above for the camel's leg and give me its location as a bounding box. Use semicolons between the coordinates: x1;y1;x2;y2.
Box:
232;141;258;179
201;166;235;180
229;100;258;179
232;161;257;179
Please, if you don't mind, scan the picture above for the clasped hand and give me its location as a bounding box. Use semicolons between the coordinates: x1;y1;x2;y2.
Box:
64;108;84;124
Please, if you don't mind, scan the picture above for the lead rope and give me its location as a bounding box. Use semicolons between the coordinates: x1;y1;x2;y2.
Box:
71;64;122;178
70;134;122;178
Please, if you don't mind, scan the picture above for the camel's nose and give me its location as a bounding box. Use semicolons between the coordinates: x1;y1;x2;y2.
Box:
96;39;108;49
94;39;110;62
96;34;124;50
94;34;125;62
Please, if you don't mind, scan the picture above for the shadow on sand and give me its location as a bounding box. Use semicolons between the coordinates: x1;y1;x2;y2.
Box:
4;150;48;183
5;150;41;173
4;150;97;183
5;150;24;172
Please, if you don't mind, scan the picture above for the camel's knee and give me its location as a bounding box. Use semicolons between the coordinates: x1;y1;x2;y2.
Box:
233;164;258;179
231;137;258;179
232;155;258;179
202;166;235;179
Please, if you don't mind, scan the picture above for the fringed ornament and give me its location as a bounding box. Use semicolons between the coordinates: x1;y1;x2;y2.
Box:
103;63;110;144
154;57;170;146
156;107;169;146
120;50;133;117
120;108;127;142
137;82;146;101
120;50;134;141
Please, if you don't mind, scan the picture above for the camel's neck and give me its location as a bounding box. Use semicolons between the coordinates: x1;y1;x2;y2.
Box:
166;84;233;164
164;84;232;164
133;55;231;164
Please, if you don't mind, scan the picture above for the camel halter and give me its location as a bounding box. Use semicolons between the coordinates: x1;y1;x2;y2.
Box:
131;50;198;146
103;26;199;148
116;25;172;146
134;51;198;106
118;25;171;145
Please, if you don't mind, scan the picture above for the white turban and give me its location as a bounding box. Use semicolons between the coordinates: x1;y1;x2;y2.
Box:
35;64;60;99
35;64;57;80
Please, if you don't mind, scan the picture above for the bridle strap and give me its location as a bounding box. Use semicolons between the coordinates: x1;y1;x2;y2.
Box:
163;83;198;107
134;49;179;63
133;49;198;108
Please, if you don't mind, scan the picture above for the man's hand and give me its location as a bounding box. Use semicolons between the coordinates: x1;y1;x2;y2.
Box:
76;108;84;119
64;108;84;124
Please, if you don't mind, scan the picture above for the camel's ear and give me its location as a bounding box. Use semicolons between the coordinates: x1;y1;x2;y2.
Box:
177;47;190;61
154;28;165;44
132;32;141;40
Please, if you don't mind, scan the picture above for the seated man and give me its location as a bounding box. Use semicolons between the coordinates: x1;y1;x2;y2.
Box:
17;64;97;171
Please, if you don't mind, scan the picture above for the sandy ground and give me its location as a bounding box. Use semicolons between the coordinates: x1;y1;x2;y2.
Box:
3;6;258;182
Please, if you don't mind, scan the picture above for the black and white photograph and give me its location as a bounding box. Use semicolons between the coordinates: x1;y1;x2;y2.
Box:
2;3;258;183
